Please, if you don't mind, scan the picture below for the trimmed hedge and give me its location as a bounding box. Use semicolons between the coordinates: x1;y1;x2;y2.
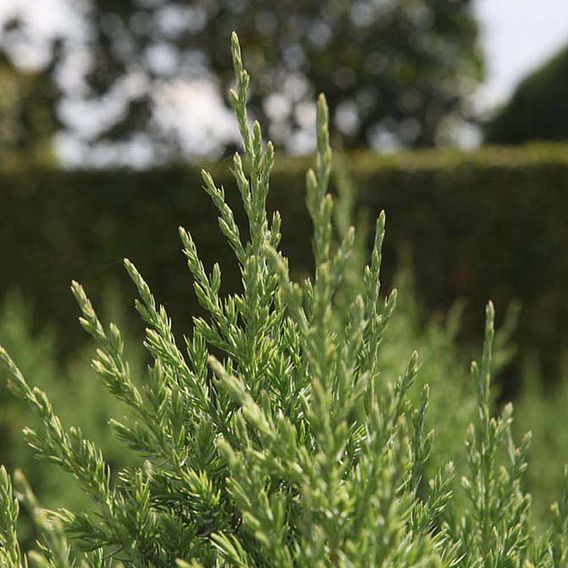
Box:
2;143;568;377
355;144;568;382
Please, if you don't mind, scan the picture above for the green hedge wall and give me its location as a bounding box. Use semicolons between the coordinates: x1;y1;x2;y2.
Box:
2;143;568;377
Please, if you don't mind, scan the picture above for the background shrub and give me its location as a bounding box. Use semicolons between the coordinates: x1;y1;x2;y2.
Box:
2;143;568;381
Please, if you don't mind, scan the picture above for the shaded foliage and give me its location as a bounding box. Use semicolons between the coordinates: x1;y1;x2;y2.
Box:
2;144;568;379
0;52;60;166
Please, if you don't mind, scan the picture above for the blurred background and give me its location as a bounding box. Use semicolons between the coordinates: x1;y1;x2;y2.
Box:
2;0;568;543
1;0;568;166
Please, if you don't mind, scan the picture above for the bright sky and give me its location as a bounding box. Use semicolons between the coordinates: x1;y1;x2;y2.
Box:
475;0;568;109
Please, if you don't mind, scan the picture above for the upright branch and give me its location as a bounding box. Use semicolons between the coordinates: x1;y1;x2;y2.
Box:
0;31;565;568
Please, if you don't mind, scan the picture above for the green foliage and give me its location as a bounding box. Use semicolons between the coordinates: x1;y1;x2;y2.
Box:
0;54;59;167
2;33;568;566
5;145;568;377
2;0;481;156
0;290;140;549
485;44;568;144
5;144;568;381
514;358;568;527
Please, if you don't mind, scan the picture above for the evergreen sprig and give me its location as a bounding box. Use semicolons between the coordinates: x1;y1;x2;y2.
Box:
1;32;568;567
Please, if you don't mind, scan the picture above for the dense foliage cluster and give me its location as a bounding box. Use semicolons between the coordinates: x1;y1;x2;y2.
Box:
1;34;568;567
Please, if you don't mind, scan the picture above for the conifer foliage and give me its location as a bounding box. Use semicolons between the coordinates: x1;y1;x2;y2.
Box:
1;33;568;567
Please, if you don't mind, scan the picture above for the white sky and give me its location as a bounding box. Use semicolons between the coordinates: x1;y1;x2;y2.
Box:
475;0;568;109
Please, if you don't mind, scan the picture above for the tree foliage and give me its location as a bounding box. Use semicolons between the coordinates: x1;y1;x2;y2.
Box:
0;53;59;166
1;0;482;160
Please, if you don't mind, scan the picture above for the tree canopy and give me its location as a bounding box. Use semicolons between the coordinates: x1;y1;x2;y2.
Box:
1;0;483;162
